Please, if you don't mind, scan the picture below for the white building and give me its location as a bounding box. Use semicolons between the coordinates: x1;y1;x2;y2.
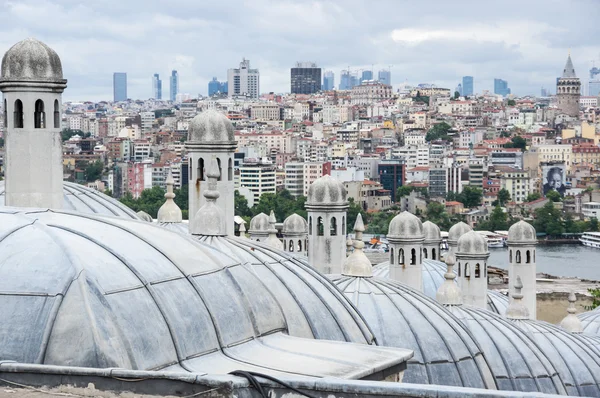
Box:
227;58;260;99
582;202;600;219
239;159;276;202
140;111;155;133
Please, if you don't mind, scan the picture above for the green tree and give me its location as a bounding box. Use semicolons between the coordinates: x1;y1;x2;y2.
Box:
534;201;564;236
457;186;483;208
453;91;460;99
424;202;452;230
84;160;104;182
587;288;600;310
546;190;562;202
234;190;252;218
496;188;511;207
445;191;458;201
425;122;453;142
61;128;85;141
590;217;599;232
103;189;113;197
396;185;413;201
526;192;541;202
507;99;516;106
347;198;367;234
365;211;394;235
174;184;189;220
505;136;526;151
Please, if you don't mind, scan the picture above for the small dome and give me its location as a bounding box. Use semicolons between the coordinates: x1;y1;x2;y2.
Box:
187;109;235;143
282;213;308;235
578;308;600;336
332;275;495;389
306;175;347;206
447;222;472;245
422;221;441;243
1;38;64;81
387;211;424;240
508;221;537;244
448;305;567;394
456;231;488;255
249;212;269;233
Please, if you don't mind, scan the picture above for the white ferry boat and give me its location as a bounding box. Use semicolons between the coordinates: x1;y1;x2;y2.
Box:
477;231;505;248
580;232;600;248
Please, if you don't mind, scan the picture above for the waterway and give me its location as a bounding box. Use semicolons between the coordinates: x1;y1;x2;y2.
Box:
488;244;600;281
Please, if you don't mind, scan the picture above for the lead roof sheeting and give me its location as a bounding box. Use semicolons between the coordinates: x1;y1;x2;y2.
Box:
579;309;600;336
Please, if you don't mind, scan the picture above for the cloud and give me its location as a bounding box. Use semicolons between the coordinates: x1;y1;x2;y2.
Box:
0;0;598;100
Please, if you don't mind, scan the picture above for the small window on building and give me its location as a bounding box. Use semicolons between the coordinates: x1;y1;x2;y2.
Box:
526;250;531;264
34;99;45;128
216;158;222;181
228;158;233;181
432;248;437;260
317;217;324;236
330;217;337;236
423;248;428;259
399;249;404;265
3;99;7;128
475;263;481;278
464;263;470;278
53;99;60;128
309;217;312;235
390;248;394;264
516;250;521;264
298;240;302;252
289;240;294;252
14;99;23;128
410;248;416;265
198;158;204;181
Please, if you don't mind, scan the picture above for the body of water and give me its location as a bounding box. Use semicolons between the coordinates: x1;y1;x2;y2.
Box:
488;244;600;281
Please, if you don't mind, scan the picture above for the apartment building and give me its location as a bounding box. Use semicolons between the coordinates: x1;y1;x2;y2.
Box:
239;159;276;202
500;169;531;204
250;104;282;121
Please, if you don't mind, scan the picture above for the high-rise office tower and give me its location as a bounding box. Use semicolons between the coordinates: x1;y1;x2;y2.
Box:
170;70;179;102
113;72;127;102
290;62;322;94
541;87;548;97
493;78;511;96
227;58;260;99
556;54;581;117
462;76;474;96
456;84;463;96
322;71;335;91
339;70;358;90
361;70;373;82
152;73;162;99
378;69;391;86
208;77;228;96
589;66;600;97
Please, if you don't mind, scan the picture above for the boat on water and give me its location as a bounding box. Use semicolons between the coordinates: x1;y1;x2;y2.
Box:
477;231;505;248
580;232;600;248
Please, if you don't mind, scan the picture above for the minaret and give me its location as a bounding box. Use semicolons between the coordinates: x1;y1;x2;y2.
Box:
341;214;372;278
387;211;425;291
447;222;472;255
422;221;442;261
264;210;284;250
0;38;67;208
507;220;537;319
505;277;530;320
560;291;583;333
282;213;308;256
185;109;236;235
157;171;182;224
455;231;489;309
306;175;349;274
190;157;226;236
556;53;581;117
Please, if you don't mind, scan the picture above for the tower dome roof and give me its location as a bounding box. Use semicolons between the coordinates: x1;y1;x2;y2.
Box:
508;221;537;244
387;211;424;240
187;109;235;143
0;208;407;379
331;275;495;389
306;175;348;206
0;181;141;220
447;305;567;394
422;221;441;243
0;38;65;82
456;231;489;256
448;222;472;245
282;213;308;235
249;212;270;233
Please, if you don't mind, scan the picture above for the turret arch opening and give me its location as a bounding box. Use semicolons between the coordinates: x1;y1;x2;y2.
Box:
526;250;531;264
216;158;222;181
464;263;470;278
198;158;205;181
342;216;345;234
14;99;23;128
289;240;294;252
399;249;404;265
390;248;394;264
298;240;302;252
54;100;60;128
309;217;312;235
3;99;7;128
475;263;480;278
458;262;461;276
423;248;428;259
516;250;521;263
34;99;45;129
432;248;437;260
228;158;233;181
510;250;512;263
330;217;337;236
317;217;324;236
410;248;416;265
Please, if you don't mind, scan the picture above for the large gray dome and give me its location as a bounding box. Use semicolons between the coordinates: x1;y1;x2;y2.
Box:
579;308;600;336
282;213;308;235
510;318;600;396
331;275;496;389
1;38;64;82
508;221;537;244
0;181;141;220
388;211;424;240
0;208;408;379
372;260;509;315
448;222;472;246
306;175;347;206
447;305;566;394
457;231;488;255
187;109;235;143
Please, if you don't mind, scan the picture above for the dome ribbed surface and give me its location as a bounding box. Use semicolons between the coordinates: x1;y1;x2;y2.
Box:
282;213;308;234
508;221;537;244
249;212;270;233
579;308;600;336
187;109;235;143
448;222;472;245
1;38;64;81
307;175;347;205
423;221;441;243
457;231;489;255
388;211;424;240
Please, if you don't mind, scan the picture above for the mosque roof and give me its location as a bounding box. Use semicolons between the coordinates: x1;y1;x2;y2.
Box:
578;308;600;336
0;38;64;82
0;181;141;220
331;275;496;389
372;260;508;315
0;208;412;379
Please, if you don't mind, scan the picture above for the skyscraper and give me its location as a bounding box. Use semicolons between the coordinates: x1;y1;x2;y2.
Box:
208;77;227;96
462;76;474;96
170;70;179;102
339;70;358;90
322;71;335;91
290;62;322;94
152;73;162;99
493;78;511;96
227;58;260;99
589;66;600;97
556;54;581;116
378;69;391;86
113;72;127;102
361;70;373;82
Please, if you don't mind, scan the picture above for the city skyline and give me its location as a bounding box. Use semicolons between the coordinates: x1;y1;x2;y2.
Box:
1;0;597;101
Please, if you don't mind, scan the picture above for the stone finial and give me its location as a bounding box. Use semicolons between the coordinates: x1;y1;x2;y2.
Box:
560;291;583;333
157;170;183;223
264;211;284;250
190;157;226;236
342;214;372;277
505;276;530;320
238;222;247;238
346;237;354;256
436;253;462;305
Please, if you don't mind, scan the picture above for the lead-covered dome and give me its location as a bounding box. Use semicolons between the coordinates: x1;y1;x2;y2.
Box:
187;109;235;143
578;308;600;336
0;208;408;379
282;213;307;235
448;222;472;246
388;211;424;240
331;275;495;389
457;231;488;255
0;181;141;220
249;212;270;233
422;221;441;243
1;38;64;82
306;175;347;206
508;221;537;244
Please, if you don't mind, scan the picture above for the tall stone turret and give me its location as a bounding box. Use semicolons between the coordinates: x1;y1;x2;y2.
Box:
387;211;425;291
455;231;489;309
556;53;581;117
422;221;442;261
185;109;236;235
306;175;348;274
0;38;67;208
447;222;472;255
507;221;537;319
282;213;308;256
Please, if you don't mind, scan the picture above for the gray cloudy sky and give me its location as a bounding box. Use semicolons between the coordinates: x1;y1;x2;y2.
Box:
1;0;598;101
